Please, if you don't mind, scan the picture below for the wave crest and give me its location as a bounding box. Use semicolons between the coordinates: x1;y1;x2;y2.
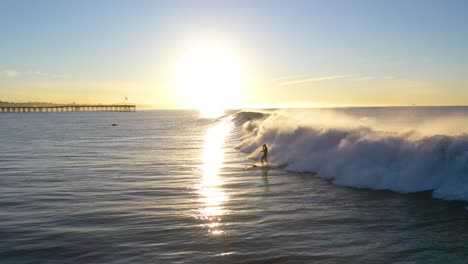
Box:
234;109;468;201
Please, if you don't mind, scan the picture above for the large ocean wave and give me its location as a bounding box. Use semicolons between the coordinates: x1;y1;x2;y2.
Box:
232;108;468;201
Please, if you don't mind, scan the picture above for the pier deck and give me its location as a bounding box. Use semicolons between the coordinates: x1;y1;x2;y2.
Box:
0;104;136;113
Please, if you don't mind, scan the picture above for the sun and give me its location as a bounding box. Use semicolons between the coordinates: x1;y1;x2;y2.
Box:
175;43;246;118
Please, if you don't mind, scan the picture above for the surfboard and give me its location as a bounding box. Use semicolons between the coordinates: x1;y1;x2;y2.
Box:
245;162;271;170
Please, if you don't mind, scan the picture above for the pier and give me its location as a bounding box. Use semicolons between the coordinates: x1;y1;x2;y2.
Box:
0;104;136;113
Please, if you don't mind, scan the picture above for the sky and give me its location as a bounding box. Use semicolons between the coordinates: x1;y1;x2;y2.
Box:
1;0;468;108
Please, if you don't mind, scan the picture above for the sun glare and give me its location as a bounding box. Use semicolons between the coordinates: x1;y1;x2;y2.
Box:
195;121;233;235
175;43;246;118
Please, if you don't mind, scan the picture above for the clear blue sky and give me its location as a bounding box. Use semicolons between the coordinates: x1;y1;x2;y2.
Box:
1;0;467;106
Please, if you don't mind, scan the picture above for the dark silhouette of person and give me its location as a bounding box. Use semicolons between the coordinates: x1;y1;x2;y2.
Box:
261;144;268;164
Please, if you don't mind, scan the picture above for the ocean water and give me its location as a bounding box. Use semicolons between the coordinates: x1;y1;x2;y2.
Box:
1;108;468;264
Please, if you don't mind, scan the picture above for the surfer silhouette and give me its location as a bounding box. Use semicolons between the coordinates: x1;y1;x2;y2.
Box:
261;144;268;164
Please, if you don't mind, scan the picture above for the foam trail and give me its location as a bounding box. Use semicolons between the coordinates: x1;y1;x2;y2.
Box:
233;108;468;201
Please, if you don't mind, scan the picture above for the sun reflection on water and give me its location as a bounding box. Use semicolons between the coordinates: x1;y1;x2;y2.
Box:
199;107;225;119
195;121;233;235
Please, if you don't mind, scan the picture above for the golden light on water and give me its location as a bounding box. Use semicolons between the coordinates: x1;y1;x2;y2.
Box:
199;107;225;119
174;42;246;117
195;121;233;235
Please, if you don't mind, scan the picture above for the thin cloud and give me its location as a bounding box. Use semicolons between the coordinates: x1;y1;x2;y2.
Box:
352;76;376;81
277;74;352;86
1;69;66;79
29;70;67;79
271;74;308;82
2;69;19;78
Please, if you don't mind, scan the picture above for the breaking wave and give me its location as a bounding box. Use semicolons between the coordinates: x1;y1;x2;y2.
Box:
232;108;468;201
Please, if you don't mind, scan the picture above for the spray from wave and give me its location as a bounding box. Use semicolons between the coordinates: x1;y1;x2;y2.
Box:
232;107;468;201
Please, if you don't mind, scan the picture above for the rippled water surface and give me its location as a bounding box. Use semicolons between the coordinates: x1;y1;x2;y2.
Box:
1;110;467;264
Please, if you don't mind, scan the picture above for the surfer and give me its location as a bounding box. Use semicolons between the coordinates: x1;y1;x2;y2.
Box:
261;144;268;164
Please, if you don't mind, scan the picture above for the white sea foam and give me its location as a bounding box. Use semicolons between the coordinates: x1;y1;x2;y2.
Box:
233;108;468;201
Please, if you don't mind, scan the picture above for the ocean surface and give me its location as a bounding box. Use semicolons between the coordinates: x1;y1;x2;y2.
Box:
1;108;468;264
